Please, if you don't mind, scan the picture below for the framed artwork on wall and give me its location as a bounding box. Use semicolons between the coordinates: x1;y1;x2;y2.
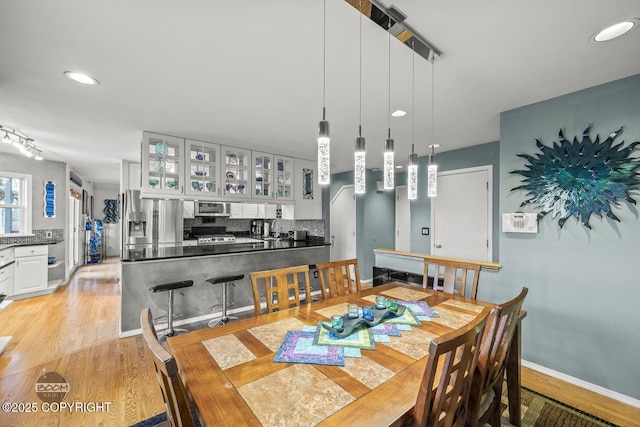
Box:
44;181;55;218
82;190;89;214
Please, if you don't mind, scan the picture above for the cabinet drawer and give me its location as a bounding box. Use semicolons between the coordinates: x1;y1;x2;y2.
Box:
14;245;48;258
0;248;14;268
0;264;13;296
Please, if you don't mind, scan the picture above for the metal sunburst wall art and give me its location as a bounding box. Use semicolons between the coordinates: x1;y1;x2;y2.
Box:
510;126;640;229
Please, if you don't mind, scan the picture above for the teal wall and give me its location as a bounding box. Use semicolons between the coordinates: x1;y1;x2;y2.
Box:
481;73;640;399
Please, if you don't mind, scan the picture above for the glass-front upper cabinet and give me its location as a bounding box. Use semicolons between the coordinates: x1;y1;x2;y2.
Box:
274;155;294;201
252;152;274;200
222;146;251;198
141;132;185;195
185;139;221;197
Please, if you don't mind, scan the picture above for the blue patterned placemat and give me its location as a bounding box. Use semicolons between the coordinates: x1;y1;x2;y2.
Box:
313;322;376;350
370;323;402;337
273;331;345;366
399;300;440;318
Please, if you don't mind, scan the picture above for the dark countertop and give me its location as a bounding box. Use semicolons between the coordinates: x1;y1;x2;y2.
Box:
0;241;61;251
122;238;330;262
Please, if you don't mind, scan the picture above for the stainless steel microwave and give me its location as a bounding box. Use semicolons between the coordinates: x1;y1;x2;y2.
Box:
195;202;231;217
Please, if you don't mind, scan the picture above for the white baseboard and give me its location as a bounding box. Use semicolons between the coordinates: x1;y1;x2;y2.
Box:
522;359;640;409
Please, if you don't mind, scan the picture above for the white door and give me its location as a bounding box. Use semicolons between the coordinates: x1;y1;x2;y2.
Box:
68;195;80;269
330;185;356;261
395;186;411;251
431;166;492;261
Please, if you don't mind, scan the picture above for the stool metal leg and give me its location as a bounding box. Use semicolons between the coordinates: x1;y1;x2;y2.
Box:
208;281;239;327
158;289;188;342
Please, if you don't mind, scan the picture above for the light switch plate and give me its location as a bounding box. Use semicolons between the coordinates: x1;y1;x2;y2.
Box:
421;227;429;235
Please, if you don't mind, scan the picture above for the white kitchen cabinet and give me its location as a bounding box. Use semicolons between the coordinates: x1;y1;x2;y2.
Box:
252;152;274;200
183;201;195;219
0;247;14;297
141;132;185;196
229;203;244;219
222;146;251;199
228;203;277;219
242;203;259;218
273;155;294;201
185;139;222;197
13;246;48;295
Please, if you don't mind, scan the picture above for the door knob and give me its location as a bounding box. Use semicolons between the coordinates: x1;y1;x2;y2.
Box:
435;244;442;248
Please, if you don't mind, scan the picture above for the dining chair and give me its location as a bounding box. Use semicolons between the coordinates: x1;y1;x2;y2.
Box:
465;287;528;427
250;265;312;316
316;258;362;299
422;258;482;299
411;307;490;427
140;308;197;427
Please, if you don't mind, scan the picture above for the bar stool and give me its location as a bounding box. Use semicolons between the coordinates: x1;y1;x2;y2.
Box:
206;274;244;327
149;280;193;341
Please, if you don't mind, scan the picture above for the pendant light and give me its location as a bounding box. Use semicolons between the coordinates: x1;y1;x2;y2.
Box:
354;0;366;195
427;56;439;197
383;20;394;190
407;39;418;200
408;144;418;200
317;0;330;185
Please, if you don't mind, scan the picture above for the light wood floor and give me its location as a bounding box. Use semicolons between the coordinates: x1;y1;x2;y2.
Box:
0;260;638;427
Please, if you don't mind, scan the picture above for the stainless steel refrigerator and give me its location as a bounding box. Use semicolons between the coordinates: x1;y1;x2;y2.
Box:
121;189;183;250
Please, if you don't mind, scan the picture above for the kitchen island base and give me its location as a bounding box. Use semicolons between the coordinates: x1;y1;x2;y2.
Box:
120;245;329;336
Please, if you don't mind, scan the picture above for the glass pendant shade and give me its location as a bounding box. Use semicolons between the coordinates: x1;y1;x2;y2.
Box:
354;135;366;194
428;151;438;197
408;151;418;200
383;134;394;190
318;115;330;185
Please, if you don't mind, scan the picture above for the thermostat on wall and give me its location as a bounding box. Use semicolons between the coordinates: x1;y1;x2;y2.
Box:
502;213;538;233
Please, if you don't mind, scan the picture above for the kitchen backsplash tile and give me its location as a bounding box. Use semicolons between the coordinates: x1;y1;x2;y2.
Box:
182;218;324;237
0;228;64;245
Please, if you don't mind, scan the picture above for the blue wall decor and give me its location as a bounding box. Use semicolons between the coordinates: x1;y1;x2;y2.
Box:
103;199;119;223
511;126;640;228
44;181;55;218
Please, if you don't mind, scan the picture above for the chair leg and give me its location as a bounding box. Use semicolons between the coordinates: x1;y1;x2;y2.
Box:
489;383;504;427
158;289;188;342
208;282;239;327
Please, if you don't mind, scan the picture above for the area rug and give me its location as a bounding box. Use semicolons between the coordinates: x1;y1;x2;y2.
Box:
130;386;618;427
500;386;620;427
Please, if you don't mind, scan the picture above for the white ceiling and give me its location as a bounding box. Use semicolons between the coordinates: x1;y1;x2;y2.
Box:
1;0;639;184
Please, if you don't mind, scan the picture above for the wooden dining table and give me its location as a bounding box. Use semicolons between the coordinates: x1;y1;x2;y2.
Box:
168;282;525;426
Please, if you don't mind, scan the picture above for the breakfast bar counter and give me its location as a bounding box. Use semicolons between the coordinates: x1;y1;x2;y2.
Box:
120;240;330;336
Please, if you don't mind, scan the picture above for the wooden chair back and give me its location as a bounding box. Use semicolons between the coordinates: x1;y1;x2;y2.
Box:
422;258;482;298
411;307;490;427
250;265;312;316
316;258;361;299
140;308;196;427
466;287;528;427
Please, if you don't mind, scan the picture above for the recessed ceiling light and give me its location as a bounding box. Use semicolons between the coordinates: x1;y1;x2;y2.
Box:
395;165;404;169
64;71;99;85
591;19;638;42
391;110;406;117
